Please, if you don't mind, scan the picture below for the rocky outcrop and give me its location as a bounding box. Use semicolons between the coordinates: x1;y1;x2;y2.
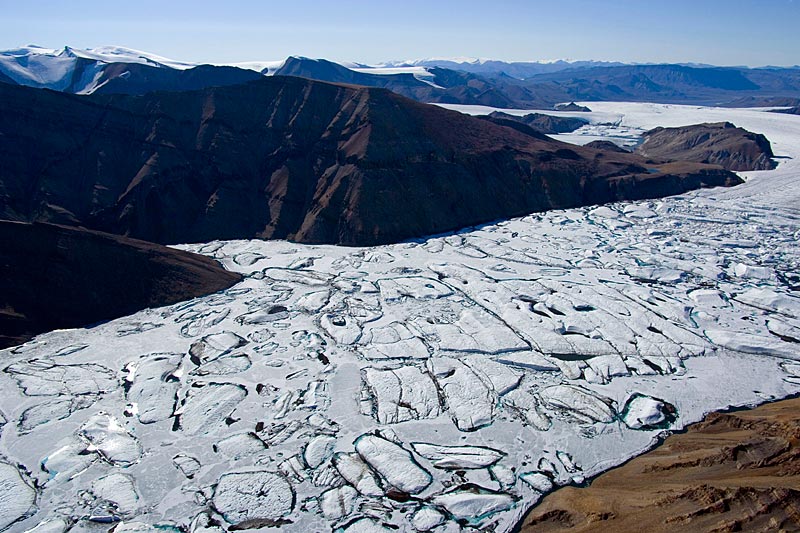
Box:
0;78;741;246
0;221;241;349
486;111;588;134
724;96;800;108
771;106;800;115
554;102;592;112
517;396;800;533
584;140;630;153
635;122;777;171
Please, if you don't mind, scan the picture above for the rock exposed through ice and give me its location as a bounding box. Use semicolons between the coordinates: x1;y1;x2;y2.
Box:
212;471;295;526
354;434;432;494
411;443;505;469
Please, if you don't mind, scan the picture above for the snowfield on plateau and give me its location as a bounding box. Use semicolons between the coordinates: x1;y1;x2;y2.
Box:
0;103;799;532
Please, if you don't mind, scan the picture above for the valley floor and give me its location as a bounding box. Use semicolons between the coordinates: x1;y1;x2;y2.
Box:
0;103;798;532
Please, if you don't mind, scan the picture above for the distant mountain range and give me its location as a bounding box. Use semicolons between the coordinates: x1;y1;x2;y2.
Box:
2;46;800;108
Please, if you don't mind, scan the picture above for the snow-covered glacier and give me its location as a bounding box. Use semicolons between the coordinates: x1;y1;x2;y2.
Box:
0;103;798;532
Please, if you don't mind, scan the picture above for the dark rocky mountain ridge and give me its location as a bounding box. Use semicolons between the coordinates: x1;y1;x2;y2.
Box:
486;111;589;134
0;77;741;246
635;122;777;171
0;221;241;349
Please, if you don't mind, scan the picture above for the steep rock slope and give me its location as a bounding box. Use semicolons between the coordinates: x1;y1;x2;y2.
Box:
0;221;241;349
635;122;776;171
487;111;588;134
0;77;740;246
518;396;800;533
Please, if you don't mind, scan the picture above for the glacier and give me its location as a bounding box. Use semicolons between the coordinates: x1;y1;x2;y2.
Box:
0;102;798;531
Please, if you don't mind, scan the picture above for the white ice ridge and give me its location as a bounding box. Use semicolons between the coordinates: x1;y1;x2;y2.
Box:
0;102;799;531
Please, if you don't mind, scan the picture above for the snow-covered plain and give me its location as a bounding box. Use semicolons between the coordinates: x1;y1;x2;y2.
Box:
1;103;799;532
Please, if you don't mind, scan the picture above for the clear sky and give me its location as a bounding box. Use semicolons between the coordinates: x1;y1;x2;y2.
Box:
1;0;798;66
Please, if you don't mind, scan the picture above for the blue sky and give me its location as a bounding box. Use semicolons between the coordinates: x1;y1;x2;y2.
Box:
1;0;798;66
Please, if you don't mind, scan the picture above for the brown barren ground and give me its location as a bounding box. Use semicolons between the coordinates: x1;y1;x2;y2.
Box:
518;396;800;533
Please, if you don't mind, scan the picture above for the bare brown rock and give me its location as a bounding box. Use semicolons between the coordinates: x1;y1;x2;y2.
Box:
486;111;588;134
517;397;800;533
0;77;740;246
635;122;777;171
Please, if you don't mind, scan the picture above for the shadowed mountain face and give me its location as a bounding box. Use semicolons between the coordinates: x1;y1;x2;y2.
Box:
0;221;241;349
635;122;777;171
486;111;589;134
86;63;264;95
0;77;740;246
